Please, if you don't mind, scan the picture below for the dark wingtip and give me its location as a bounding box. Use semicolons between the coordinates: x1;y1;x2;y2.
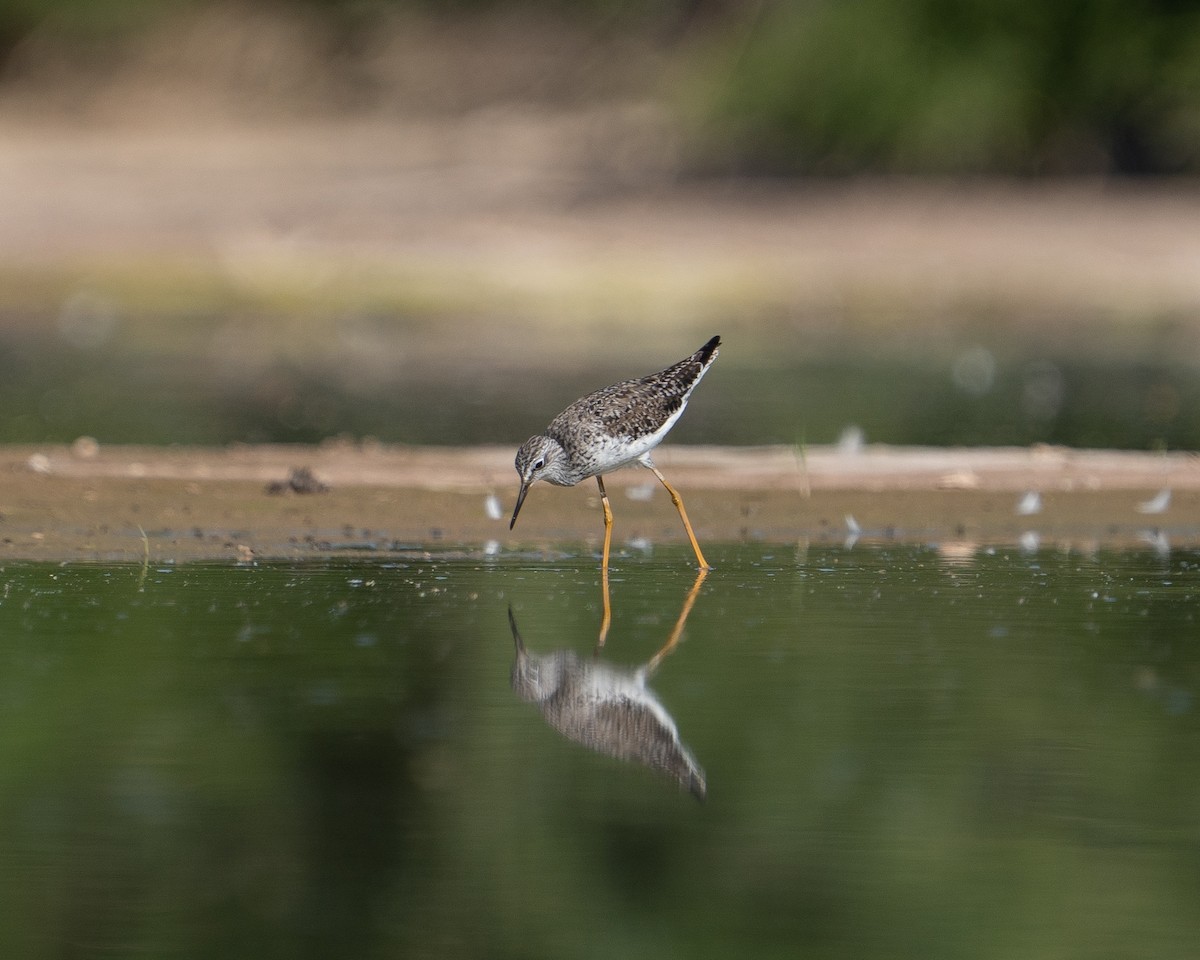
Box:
698;335;721;363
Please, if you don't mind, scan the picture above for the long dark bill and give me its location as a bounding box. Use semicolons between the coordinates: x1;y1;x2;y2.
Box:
506;604;525;652
509;482;530;530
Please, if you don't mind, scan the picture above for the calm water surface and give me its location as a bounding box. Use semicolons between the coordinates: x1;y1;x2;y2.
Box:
0;545;1197;958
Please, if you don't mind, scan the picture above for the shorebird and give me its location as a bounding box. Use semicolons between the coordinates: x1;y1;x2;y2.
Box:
509;335;720;575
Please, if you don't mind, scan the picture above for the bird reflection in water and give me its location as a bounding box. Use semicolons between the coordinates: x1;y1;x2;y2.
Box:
508;570;709;800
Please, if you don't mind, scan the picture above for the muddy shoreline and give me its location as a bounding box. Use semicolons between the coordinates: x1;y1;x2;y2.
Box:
2;443;1196;562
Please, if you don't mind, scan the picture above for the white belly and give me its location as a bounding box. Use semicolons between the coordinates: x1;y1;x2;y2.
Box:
594;402;685;471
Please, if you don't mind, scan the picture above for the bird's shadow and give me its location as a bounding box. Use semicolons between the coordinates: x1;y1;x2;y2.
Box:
507;570;709;801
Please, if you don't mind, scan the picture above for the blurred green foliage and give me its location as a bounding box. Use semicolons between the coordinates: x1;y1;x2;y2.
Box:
694;0;1200;174
3;0;1200;173
0;0;182;39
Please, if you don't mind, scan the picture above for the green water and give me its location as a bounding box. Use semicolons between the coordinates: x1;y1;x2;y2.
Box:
1;546;1197;958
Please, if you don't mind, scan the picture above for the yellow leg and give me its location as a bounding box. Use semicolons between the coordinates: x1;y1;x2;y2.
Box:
647;567;708;673
596;475;613;647
647;464;712;570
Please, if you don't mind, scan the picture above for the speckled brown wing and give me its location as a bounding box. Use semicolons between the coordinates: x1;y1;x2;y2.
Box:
548;336;719;446
538;665;707;800
574;375;686;440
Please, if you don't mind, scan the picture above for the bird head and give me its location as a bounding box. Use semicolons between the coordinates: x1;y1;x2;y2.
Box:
510;435;565;529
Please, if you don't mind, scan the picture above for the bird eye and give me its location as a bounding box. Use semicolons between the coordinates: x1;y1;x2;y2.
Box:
533;458;545;471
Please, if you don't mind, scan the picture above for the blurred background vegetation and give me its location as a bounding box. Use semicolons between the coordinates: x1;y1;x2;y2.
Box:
2;0;1200;449
694;0;1200;176
5;0;1200;175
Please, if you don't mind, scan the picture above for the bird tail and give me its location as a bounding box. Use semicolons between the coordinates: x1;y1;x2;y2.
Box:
696;335;721;365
